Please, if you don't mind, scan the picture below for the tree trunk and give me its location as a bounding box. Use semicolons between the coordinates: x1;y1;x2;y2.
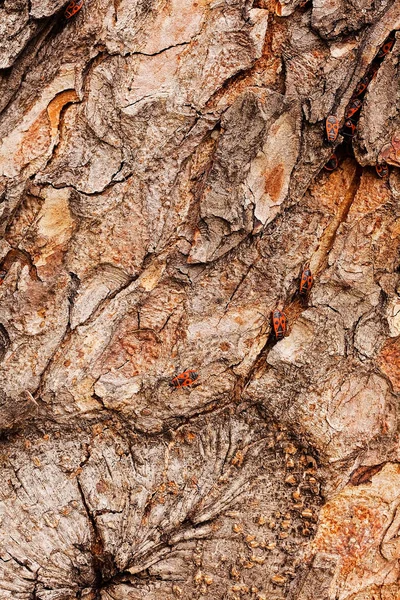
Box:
0;0;399;598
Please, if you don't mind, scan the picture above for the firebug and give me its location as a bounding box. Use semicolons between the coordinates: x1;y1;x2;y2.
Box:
299;268;313;295
65;0;84;18
170;369;199;390
377;36;395;59
272;310;287;341
325;116;339;142
345;98;362;119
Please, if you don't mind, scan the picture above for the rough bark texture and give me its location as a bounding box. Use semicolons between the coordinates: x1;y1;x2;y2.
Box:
0;1;400;599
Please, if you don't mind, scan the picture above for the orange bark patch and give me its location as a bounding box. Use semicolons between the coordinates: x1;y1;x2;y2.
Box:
47;89;79;135
264;163;284;203
310;159;357;214
314;500;384;577
347;170;391;218
309;161;360;276
377;338;400;392
15;111;51;168
347;582;400;600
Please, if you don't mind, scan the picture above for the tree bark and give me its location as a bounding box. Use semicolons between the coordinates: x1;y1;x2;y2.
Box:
0;0;399;598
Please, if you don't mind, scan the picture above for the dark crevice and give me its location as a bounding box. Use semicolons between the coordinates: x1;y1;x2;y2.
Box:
323;29;398;173
0;14;64;118
124;40;191;58
0;323;11;362
30;569;39;600
76;477;117;594
39;169;134;197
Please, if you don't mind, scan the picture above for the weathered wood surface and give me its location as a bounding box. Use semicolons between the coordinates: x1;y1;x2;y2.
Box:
0;1;399;598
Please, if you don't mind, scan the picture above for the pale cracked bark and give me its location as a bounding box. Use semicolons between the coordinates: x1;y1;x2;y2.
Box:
0;0;399;599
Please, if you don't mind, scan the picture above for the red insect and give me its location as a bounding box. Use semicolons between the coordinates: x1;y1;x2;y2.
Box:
377;36;395;59
170;369;199;390
325;116;339;143
324;152;338;171
299;268;313;295
65;0;84;19
375;162;389;178
345;99;362;119
353;76;369;97
341;119;357;138
272;310;287;341
0;270;6;285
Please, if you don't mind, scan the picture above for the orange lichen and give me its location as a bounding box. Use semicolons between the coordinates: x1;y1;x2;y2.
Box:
347;582;400;599
264;163;285;202
313;500;384;576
